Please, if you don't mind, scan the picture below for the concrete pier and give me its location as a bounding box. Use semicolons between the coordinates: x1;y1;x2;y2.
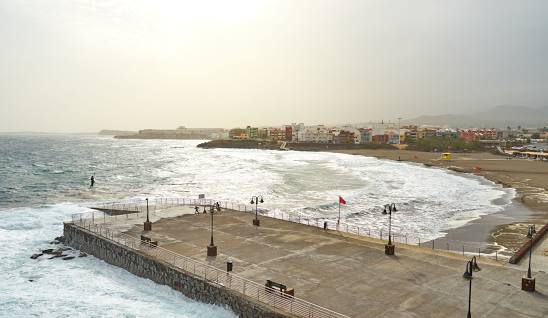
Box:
67;207;548;318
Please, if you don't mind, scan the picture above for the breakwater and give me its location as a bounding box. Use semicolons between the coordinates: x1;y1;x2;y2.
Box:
197;139;395;151
63;223;289;318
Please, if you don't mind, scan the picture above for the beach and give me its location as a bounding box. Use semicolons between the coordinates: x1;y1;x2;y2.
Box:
331;149;548;252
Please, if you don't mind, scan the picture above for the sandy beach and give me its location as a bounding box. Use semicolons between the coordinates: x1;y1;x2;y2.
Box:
331;149;548;253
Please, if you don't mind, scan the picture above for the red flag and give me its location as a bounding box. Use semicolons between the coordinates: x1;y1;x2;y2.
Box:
339;196;346;205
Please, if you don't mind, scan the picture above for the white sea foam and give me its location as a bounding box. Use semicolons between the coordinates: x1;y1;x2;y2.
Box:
154;143;513;241
0;137;516;316
0;204;236;318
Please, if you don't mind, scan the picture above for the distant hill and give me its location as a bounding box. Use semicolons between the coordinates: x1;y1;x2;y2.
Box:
98;130;136;136
405;106;548;128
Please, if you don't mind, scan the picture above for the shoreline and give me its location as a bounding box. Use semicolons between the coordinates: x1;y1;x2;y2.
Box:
328;148;548;253
197;140;547;253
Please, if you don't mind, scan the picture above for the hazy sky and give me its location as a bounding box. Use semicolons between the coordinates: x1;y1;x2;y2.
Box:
1;0;547;132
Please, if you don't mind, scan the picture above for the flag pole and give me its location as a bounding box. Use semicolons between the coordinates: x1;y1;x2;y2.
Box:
338;197;341;225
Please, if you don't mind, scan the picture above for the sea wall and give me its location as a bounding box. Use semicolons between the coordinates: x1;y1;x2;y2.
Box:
63;223;289;318
197;139;395;151
509;223;548;264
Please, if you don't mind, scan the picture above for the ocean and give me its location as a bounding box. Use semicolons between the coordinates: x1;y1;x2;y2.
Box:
0;134;515;317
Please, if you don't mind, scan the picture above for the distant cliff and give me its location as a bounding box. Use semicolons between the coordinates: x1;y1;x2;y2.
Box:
99;130;136;136
115;134;210;140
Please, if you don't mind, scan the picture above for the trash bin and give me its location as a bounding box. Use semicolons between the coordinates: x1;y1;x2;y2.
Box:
227;259;233;272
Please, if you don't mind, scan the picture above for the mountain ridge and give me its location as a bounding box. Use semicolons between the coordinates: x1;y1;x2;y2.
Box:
405;106;548;128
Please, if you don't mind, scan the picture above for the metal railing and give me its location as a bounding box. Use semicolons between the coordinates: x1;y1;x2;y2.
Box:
70;216;349;318
73;197;507;260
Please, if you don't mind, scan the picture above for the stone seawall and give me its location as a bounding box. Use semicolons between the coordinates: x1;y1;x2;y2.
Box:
63;223;289;318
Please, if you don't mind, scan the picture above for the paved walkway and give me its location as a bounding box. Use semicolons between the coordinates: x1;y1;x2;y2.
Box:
122;209;548;318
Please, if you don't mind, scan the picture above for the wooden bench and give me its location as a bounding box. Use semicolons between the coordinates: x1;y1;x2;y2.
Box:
265;280;294;297
140;235;158;247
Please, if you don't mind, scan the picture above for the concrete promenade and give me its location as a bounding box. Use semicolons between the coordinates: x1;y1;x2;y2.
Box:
120;208;548;318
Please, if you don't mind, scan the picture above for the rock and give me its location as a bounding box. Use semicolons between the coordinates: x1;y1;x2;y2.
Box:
49;254;66;259
30;253;43;259
62;256;75;260
42;249;54;254
28;279;34;282
50;241;61;245
60;247;72;252
78;252;88;258
54;236;65;243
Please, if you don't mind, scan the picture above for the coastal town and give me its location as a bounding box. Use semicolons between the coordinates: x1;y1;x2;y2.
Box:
113;123;548;155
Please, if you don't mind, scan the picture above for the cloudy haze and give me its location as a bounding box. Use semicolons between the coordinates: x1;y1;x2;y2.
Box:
1;0;547;132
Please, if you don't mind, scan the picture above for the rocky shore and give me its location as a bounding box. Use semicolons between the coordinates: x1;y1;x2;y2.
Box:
196;139;394;151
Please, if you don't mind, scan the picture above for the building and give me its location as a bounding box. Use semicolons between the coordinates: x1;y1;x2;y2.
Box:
246;126;259;139
268;128;286;141
290;123;305;142
297;127;333;143
358;128;372;144
458;129;497;142
284;126;293;141
229;128;248;139
332;130;355;144
372;134;389;144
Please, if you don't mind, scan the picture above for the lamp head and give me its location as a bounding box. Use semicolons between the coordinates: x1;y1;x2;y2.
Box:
463;261;473;279
260;197;264;204
527;225;536;238
250;198;255;204
392;204;397;212
383;207;387;214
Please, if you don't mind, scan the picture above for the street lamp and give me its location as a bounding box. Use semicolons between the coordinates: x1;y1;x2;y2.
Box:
144;198;152;231
463;260;473;318
207;205;217;257
382;203;397;255
522;225;536;291
250;195;264;226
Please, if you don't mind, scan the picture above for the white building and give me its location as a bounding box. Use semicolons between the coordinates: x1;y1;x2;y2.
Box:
297;127;333;143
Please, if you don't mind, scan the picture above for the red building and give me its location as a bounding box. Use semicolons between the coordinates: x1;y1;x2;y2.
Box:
285;126;293;141
372;134;389;144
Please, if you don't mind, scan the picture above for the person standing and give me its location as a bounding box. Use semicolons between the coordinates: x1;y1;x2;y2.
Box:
90;175;95;188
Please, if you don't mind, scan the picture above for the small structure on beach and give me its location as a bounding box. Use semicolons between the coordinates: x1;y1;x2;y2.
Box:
440;152;452;160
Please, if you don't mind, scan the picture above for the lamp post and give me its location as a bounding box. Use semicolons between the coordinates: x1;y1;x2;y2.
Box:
382;203;397;255
463;260;473;318
207;205;217;257
250;195;264;226
522;225;536;291
144;198;152;231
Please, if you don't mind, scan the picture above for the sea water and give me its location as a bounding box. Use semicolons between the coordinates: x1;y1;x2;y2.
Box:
0;134;514;317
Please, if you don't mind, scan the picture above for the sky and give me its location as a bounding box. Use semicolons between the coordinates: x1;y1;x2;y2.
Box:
1;0;547;132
